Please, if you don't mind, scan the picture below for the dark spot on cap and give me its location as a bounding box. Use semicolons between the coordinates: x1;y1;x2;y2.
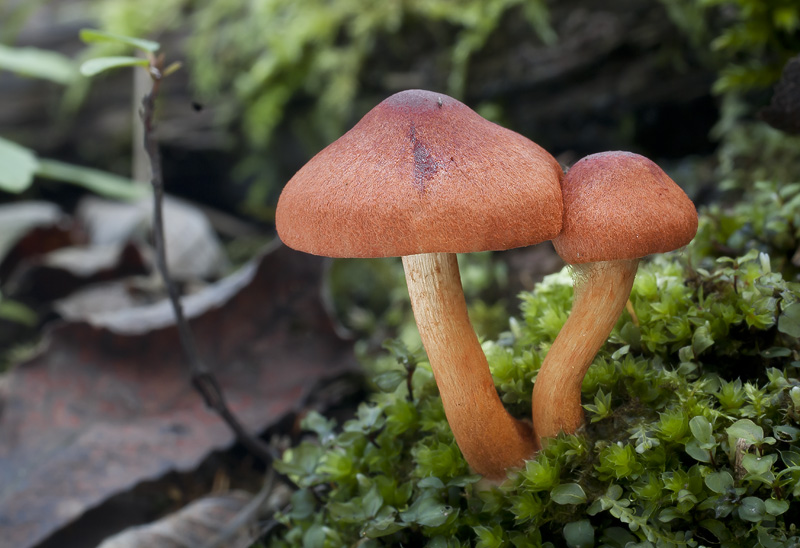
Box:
410;123;439;191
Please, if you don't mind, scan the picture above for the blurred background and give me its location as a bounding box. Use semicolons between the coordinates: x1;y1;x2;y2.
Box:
2;0;799;353
2;0;798;215
1;1;799;546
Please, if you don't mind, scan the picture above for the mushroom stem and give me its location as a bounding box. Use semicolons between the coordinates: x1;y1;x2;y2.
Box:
403;252;538;480
531;258;639;446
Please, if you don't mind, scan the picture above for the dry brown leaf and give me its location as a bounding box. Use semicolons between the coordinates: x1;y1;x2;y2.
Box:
96;491;257;548
0;242;356;548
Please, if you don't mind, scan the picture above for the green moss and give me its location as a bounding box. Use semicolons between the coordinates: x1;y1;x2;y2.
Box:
267;180;800;546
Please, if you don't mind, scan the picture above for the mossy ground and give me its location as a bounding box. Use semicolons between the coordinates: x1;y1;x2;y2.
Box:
266;181;800;547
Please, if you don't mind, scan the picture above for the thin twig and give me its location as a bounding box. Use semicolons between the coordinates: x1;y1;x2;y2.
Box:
139;57;279;466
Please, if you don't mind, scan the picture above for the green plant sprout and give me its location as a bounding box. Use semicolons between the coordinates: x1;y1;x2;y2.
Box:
0;32;155;200
78;29;181;78
269;178;800;546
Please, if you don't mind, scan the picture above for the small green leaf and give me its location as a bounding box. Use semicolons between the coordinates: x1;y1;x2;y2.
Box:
287;489;317;520
741;453;775;476
446;474;482;488
685;439;712;462
727;419;764;445
778;303;800;337
551;483;588;505
691;324;714;356
417;476;445;490
35;159;148;200
522;457;561;490
343;403;383;433
765;498;789;516
780;450;800;467
611;344;630;360
327;500;364;522
704;471;734;494
678;345;695;363
738;497;766;523
79;56;149;77
474;525;506;548
0;136;39;193
761;346;792;358
689;416;714;445
400;492;453;528
363;513;404;538
0;44;77;84
300;410;336;440
758;528;787;548
373;369;407;393
273;442;323;485
79;29;160;52
362;485;384;518
618;321;641;347
302;524;326;547
605;484;623;500
658;507;682;523
584;388;613;423
563;519;594;548
773;425;800;442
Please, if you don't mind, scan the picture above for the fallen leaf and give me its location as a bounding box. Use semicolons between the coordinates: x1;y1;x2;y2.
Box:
3;242;148;305
52;246;258;335
76;195;229;280
0;201;79;282
96;490;258;548
0;242;356;548
0;201;63;257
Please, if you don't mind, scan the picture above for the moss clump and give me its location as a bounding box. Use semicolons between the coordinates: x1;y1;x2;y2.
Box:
268;181;800;547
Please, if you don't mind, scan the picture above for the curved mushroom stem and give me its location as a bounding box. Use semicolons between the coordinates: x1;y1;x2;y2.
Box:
531;258;639;446
403;252;538;481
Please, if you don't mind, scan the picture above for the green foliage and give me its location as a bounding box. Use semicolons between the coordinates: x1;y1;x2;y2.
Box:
268;182;800;546
0;136;39;193
703;0;799;95
86;0;553;214
0;44;77;84
712;96;800;191
79;28;161;53
0;136;147;200
141;0;552;144
77;28;167;77
663;0;800;189
0;30;155;200
663;0;799;95
79;55;150;77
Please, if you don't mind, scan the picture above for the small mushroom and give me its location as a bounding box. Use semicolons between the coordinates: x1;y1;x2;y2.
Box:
531;151;698;445
277;89;563;480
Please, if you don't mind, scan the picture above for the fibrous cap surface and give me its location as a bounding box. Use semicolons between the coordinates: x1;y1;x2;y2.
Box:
554;151;698;264
276;89;563;257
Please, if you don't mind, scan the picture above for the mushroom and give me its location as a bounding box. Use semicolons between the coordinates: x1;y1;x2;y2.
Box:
276;89;563;480
531;151;698;445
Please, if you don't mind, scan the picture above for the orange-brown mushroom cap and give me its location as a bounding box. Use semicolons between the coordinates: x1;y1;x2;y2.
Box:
553;151;698;264
276;89;563;257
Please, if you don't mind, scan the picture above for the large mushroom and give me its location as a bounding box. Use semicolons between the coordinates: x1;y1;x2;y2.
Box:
277;89;562;481
531;151;698;446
